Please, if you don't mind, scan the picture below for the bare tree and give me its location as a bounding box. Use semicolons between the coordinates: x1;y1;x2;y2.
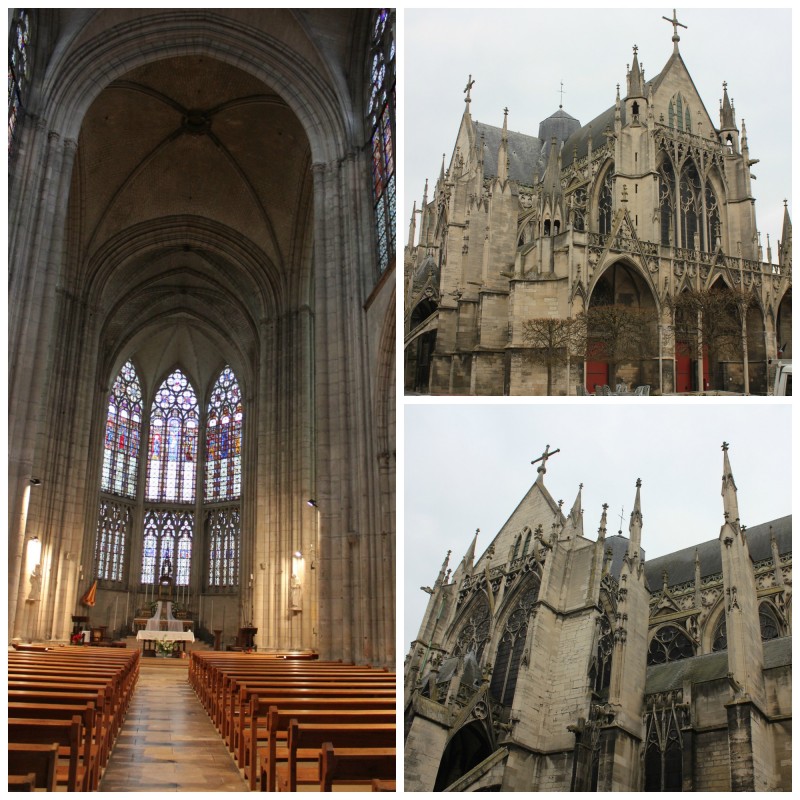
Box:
667;287;753;390
577;304;660;386
522;317;585;395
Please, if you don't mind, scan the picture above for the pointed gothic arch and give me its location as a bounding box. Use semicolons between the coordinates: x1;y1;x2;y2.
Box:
586;258;661;389
488;574;540;706
450;592;492;666
434;720;494;792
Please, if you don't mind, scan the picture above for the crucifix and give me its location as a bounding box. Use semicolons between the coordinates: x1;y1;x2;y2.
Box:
531;444;560;477
464;74;475;107
662;9;687;50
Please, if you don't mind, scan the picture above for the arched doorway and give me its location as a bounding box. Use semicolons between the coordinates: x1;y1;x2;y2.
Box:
434;721;494;791
585;262;659;392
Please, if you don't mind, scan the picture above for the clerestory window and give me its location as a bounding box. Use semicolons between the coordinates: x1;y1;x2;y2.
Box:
367;9;396;273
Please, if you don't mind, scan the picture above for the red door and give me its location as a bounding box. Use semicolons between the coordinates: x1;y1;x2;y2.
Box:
585;361;609;393
675;344;692;393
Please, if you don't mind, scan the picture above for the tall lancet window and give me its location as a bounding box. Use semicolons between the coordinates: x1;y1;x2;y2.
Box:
205;366;242;588
367;8;396;272
8;9;31;151
94;361;142;582
489;578;540;705
146;369;199;503
101;360;143;498
205;366;242;502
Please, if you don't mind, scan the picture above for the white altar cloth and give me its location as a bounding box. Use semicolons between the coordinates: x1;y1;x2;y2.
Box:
136;630;195;643
145;600;184;632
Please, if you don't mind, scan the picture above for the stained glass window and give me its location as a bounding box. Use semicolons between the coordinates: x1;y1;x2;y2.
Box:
490;579;539;705
647;625;695;665
141;508;194;585
146;370;199;503
207;507;240;588
368;9;395;273
8;9;31;151
205;366;243;502
95;500;130;582
593;613;614;694
598;168;613;236
101;361;143;499
452;595;491;664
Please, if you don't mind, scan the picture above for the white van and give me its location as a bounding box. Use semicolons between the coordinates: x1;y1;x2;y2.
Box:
772;361;792;396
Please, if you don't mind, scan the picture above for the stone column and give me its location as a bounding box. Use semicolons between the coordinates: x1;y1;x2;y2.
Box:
9;129;78;638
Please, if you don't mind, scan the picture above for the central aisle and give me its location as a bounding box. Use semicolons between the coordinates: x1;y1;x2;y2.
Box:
99;657;248;792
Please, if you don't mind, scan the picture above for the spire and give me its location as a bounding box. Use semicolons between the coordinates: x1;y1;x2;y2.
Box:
781;199;792;245
438;153;446;186
597;502;608;542
422;178;429;209
720;81;735;130
407;201;417;248
542;136;563;201
628;478;643;553
720;442;740;527
497;107;509;183
434;549;451;589
462;529;478;573
568;483;584;537
627;44;644;97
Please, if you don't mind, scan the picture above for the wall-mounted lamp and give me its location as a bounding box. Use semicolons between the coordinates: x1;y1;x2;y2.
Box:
306;499;317;508
293;551;303;559
30;478;41;486
27;535;42;571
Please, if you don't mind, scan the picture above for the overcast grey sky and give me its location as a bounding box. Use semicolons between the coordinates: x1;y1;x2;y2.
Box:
403;7;791;257
401;402;792;649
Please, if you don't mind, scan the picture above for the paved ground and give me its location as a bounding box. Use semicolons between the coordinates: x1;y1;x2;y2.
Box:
99;658;248;792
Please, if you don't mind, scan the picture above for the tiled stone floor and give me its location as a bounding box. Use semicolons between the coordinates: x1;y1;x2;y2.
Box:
99;658;248;792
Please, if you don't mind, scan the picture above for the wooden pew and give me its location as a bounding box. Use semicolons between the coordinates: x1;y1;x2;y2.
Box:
8;716;83;792
8;682;116;764
8;743;59;792
247;696;395;790
318;742;396;792
274;720;395;792
232;679;395;761
211;664;386;731
8;702;101;790
257;708;395;791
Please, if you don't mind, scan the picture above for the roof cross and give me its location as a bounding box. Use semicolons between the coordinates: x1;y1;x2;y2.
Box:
531;444;560;477
662;9;687;50
464;74;475;107
618;506;625;533
558;81;565;109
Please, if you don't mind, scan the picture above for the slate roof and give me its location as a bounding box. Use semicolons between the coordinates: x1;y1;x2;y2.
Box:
475;121;543;186
645;636;791;694
644;515;791;590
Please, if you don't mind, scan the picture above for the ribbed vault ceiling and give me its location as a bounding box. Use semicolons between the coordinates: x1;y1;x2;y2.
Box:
69;54;313;379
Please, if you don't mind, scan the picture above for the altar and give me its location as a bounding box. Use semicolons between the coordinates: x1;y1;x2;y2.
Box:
136;629;195;656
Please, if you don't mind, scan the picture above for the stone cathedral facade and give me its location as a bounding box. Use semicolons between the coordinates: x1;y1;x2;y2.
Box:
404;15;792;395
404;446;791;791
8;9;395;667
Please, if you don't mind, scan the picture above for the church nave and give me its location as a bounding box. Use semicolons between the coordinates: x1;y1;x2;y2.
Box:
99;659;248;793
